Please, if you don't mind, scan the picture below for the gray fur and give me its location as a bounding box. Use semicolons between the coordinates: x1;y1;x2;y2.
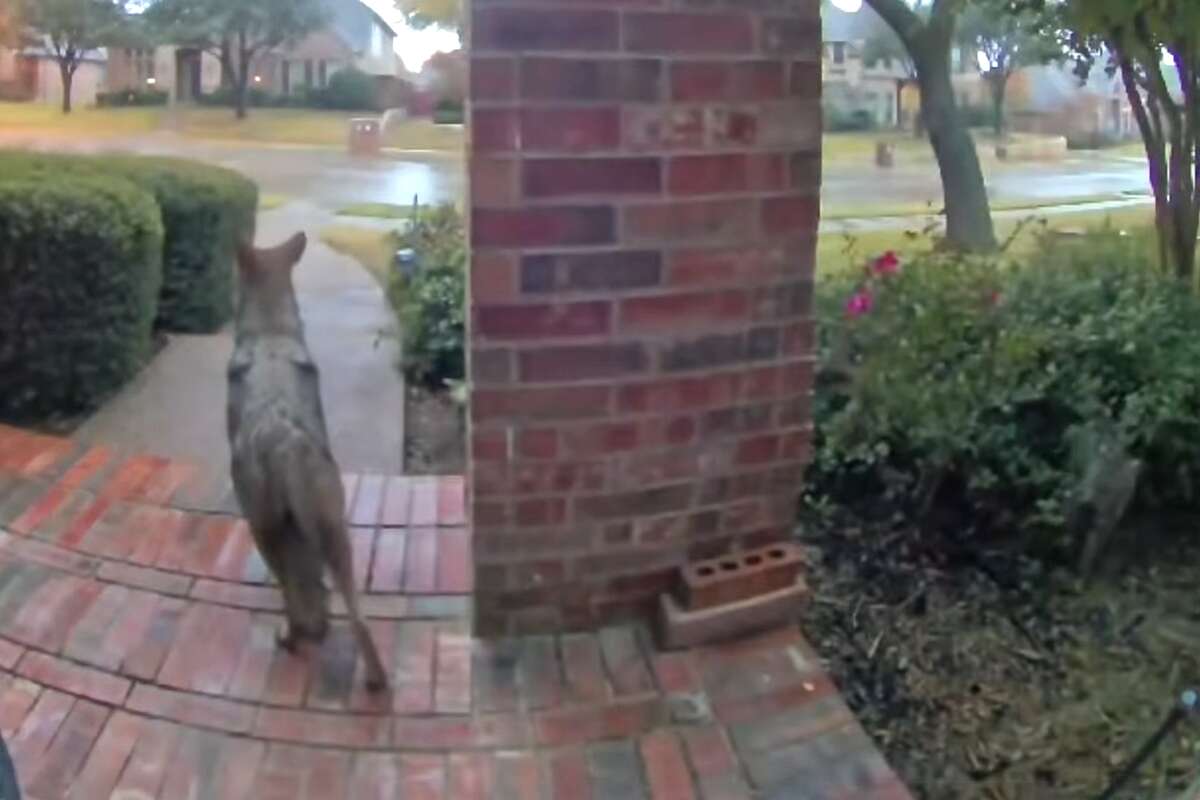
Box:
227;232;387;692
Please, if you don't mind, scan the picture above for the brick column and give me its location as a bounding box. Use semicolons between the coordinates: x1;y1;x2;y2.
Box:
468;0;821;634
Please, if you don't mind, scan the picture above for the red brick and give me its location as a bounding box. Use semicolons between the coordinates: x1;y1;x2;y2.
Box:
434;527;470;592
399;754;447;800
11;574;102;652
472;56;515;101
0;639;22;670
448;753;497;800
17;651;130;706
69;710;144;798
471;251;518;303
762;17;821;57
393;621;436;714
98;560;193;596
433;624;472;713
472;108;519;153
262;646;313;707
682;725;738;778
516;429;559;460
350;473;385;527
21;695;108;798
437;476;466;525
126;683;255;733
625;12;753;53
524;157;662;198
519;343;648;383
120;595;187;681
734;433;781;465
473;385;612;423
619;290;749;332
560;421;640;457
403;528;439;593
671;60;786;102
560;633;608;705
522;107;621;153
623;106;705;151
762;195;819;236
790;61;821;99
618;373;741;413
668;154;786;195
642;730;697;800
350;752;402;798
666;248;766;289
158;604;253;695
471;157;519;206
474;7;618;52
254;707;389;747
623;200;753;244
550;749;592;799
510;462;607;495
599;625;655;694
477;301;611;340
522;250;663;295
535;695;664;746
651;651;702;694
472;207;615;248
494;751;541;800
521;57;662;102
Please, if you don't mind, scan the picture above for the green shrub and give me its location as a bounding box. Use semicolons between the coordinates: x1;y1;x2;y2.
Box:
810;231;1200;556
0;151;257;332
313;68;377;111
0;177;163;421
824;105;876;132
389;204;465;389
96;89;169;107
433;99;464;125
103;156;257;332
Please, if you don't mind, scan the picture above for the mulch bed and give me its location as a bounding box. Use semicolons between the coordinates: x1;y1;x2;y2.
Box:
798;510;1200;799
403;385;465;475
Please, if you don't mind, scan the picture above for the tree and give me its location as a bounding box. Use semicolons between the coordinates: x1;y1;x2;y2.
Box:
958;0;1059;136
865;0;996;251
145;0;326;119
1025;0;1200;282
24;0;124;113
0;0;24;46
395;0;460;34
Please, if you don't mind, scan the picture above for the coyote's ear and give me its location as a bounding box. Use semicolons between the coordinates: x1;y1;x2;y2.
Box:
279;231;307;268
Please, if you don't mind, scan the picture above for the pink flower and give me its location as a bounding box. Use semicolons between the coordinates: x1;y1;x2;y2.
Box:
845;289;873;318
872;251;901;276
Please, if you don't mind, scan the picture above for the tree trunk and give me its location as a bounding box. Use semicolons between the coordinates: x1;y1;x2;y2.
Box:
917;45;997;251
234;33;250;120
219;38;233;89
59;62;73;114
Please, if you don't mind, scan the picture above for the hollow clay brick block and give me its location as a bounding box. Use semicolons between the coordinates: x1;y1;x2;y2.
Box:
679;542;803;611
657;577;808;651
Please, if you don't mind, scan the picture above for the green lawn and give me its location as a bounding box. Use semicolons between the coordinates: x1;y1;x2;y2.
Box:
321;224;397;286
0;102;464;151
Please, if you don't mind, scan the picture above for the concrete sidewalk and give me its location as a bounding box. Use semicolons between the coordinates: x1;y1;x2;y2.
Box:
74;202;404;475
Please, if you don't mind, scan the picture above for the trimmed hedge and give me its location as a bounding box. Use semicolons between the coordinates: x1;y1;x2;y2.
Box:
0;152;257;332
0;177;163;420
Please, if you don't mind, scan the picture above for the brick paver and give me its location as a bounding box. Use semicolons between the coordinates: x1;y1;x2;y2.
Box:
0;423;912;798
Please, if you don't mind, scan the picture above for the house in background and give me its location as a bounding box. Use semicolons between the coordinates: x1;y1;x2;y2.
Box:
107;0;399;106
0;39;106;107
253;0;399;103
821;3;914;129
106;46;221;102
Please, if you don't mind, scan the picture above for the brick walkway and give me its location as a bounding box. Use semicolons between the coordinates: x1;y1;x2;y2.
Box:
0;424;911;799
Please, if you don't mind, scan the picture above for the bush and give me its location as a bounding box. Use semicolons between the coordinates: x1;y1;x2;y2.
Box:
0;176;163;421
389;204;465;390
0;151;258;332
432;99;463;125
824;105;876;133
96;89;169;107
1066;131;1124;150
104;156;257;332
810;231;1200;558
312;67;377;111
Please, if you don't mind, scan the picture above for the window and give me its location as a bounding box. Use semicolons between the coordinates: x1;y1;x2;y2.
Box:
281;60;290;95
832;42;845;65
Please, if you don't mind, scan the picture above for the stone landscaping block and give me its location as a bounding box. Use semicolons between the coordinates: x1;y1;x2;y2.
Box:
658;577;808;650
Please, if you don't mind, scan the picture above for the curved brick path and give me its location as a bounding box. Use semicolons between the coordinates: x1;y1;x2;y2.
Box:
0;424;911;799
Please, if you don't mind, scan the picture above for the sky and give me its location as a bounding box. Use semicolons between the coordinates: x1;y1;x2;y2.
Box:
361;0;460;73
829;0;863;10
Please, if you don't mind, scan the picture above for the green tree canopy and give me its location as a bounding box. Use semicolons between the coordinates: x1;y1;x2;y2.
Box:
24;0;126;112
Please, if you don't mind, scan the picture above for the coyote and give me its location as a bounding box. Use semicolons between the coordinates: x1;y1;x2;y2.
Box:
227;232;387;692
